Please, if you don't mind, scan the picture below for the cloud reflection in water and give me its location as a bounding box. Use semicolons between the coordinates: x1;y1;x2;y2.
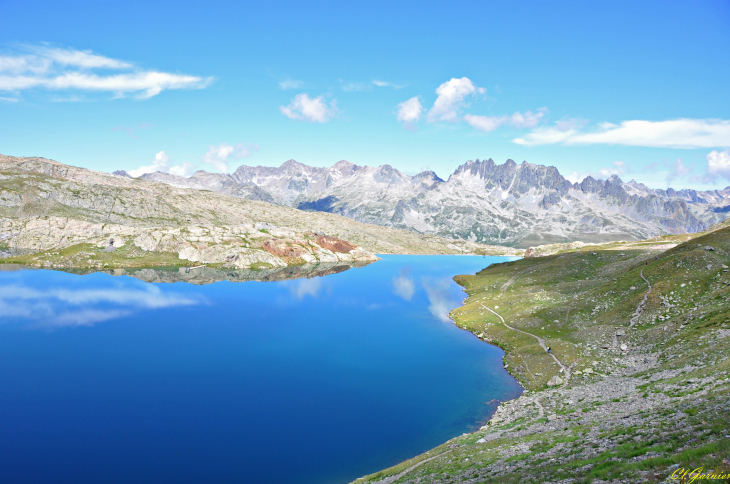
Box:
0;283;202;327
392;267;416;301
283;277;324;300
421;277;457;323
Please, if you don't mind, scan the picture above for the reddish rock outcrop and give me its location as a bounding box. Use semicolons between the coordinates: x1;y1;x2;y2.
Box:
263;238;303;257
315;235;357;253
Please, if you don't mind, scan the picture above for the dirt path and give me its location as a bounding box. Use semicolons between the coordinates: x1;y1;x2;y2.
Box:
534;397;545;418
481;304;571;381
629;268;652;328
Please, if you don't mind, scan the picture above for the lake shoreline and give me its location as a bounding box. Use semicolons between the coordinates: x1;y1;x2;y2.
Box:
353;227;730;483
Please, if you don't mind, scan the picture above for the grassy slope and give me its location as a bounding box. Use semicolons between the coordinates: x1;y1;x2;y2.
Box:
0;243;184;271
355;227;730;484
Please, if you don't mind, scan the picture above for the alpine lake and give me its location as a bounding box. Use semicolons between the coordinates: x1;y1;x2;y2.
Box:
0;255;522;484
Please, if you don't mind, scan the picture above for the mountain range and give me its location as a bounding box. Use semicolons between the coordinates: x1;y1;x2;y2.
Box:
133;158;730;247
1;154;512;258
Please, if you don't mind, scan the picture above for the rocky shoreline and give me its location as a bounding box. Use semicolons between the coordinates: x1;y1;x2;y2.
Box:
0;216;378;271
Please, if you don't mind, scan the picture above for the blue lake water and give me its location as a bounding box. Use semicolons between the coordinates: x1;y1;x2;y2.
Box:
0;255;522;484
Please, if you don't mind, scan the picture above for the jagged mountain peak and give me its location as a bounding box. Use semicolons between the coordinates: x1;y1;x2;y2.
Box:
333;159;357;168
372;164;409;185
607;174;624;185
413;170;444;184
279;159;313;173
123;156;730;247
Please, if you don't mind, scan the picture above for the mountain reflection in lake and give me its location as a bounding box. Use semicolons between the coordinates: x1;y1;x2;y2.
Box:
0;255;522;484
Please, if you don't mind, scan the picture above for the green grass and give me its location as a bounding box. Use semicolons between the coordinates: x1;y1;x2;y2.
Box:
353;226;730;484
0;242;183;269
249;261;274;270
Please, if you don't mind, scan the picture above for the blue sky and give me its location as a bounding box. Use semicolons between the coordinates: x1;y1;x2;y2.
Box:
1;0;729;189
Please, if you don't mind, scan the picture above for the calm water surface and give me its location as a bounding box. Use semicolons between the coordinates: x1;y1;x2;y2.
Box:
0;255;522;484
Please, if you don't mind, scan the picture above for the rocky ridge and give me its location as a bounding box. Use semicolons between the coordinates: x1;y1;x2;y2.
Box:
140;158;730;248
0;154;520;268
0;216;377;270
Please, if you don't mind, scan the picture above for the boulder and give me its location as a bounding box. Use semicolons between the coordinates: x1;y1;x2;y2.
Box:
547;375;564;387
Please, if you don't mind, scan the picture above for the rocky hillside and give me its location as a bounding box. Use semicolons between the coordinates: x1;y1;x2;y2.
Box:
354;224;730;483
141;158;730;248
0;155;518;267
0;216;378;271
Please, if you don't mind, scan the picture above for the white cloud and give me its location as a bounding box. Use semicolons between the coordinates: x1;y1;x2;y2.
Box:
201;143;258;173
0;54;49;75
513;119;730;148
392;268;415;300
279;79;303;90
339;79;406;91
280;93;337;122
30;45;133;69
372;80;406;89
0;44;212;99
508;108;548;128
395;96;423;131
464;114;504;132
565;171;593;184
465;108;548;132
202;144;233;172
598;160;626;178
706;149;730;181
129;151;171;177
563;161;629;184
50;95;84;103
665;158;692;185
427;77;485;123
169;163;196;177
513;127;576;146
128;150;199;178
340;80;371;92
555;118;589;131
0;96;18;102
